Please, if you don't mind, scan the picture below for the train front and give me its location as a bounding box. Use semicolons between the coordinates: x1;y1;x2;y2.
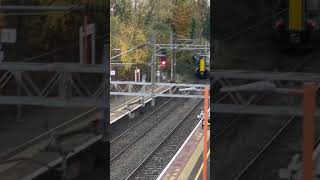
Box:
272;0;320;49
194;55;209;79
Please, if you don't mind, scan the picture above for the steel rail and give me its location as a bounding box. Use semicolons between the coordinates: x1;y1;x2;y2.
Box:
0;107;100;161
125;99;202;180
110;98;182;162
229;50;320;180
110;98;173;144
233;115;297;180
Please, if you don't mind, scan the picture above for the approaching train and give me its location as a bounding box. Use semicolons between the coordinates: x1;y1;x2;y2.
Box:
194;54;209;79
273;0;320;47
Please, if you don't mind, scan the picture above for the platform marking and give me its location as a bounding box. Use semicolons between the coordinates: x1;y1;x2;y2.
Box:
110;87;170;124
194;149;210;180
177;135;204;180
156;120;202;180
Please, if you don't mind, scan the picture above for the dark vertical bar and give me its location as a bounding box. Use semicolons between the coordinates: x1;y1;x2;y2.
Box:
83;15;88;64
203;87;209;180
170;31;173;82
303;82;316;180
104;1;110;179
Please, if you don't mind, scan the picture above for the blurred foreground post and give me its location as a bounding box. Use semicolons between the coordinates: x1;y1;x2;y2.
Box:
203;87;209;180
303;82;317;180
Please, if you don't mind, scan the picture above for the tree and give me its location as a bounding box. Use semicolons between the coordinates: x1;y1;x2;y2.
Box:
5;0;107;62
189;18;196;39
111;0;132;22
171;0;193;36
202;11;210;40
110;16;148;68
110;0;210;76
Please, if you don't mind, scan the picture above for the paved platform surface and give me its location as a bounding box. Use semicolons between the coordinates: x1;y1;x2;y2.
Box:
157;120;210;180
0;107;87;157
110;86;170;123
188;143;210;180
0;83;170;179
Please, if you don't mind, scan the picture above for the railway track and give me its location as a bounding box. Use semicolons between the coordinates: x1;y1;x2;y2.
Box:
0;89;154;177
231;51;320;179
110;98;177;161
0;105;103;180
109;79;209;179
125;99;202;180
234;115;299;180
234;115;320;180
212;94;265;139
110;97;201;180
213;49;320;179
0;106;101;161
0;84;168;169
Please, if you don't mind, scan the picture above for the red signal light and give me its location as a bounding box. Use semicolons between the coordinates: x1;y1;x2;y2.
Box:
275;21;285;30
307;19;317;31
160;56;166;66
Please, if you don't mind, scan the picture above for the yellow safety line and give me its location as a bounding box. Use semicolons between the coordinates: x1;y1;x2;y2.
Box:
194;149;210;180
177;135;204;180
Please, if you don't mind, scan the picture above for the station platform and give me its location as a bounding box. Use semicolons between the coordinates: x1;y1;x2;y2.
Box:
110;86;170;123
279;141;320;179
0;107;102;180
157;120;210;180
0;83;171;179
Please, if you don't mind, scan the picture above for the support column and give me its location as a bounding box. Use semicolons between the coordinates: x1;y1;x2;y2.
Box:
151;34;156;106
202;87;209;180
102;19;109;143
82;0;89;64
135;68;140;82
303;82;317;180
91;24;96;64
0;0;4;62
173;39;177;82
15;71;22;122
170;31;174;82
141;74;146;108
59;72;71;99
157;68;160;83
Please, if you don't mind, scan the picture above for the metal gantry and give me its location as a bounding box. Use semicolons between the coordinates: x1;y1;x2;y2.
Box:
154;41;210;83
109;32;210;85
211;70;320;116
0;62;106;107
110;81;210;99
154;33;210;83
155;44;210;51
109;32;210;106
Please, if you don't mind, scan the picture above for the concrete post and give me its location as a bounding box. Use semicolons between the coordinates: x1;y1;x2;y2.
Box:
141;74;146;108
83;15;88;64
173;40;177;82
170;31;174;82
202;87;209;180
15;72;22;122
91;24;96;64
303;82;317;180
151;34;156;106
